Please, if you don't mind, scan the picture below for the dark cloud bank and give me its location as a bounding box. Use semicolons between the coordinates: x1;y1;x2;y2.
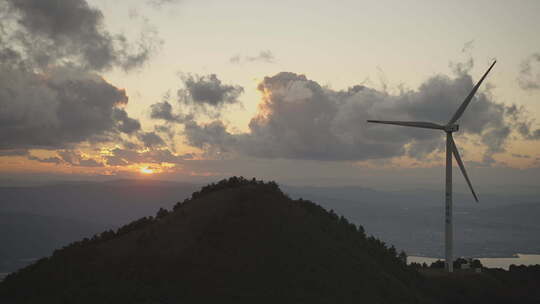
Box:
153;63;540;165
0;0;159;152
0;67;139;150
1;0;156;71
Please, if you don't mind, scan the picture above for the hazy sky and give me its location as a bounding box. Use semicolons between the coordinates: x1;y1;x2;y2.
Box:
1;0;540;194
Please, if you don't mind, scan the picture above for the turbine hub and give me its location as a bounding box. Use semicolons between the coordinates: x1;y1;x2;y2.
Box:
445;124;459;132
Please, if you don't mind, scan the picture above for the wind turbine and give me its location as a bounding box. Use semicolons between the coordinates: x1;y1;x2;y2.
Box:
367;61;496;272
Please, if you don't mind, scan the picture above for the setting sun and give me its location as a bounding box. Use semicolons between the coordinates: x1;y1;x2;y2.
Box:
140;167;154;174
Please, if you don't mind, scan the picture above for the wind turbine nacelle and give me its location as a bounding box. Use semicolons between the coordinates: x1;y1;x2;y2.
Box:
445;124;459;132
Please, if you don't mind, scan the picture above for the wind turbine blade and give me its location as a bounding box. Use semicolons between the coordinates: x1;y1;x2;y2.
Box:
367;120;444;130
448;61;497;124
449;134;479;202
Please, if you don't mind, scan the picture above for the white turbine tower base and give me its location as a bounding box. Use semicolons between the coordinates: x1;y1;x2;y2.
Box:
367;60;496;273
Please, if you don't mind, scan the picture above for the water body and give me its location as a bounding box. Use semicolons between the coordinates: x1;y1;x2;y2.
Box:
408;254;540;270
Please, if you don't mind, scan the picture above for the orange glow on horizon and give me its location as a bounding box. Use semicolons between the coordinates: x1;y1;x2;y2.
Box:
140;167;155;174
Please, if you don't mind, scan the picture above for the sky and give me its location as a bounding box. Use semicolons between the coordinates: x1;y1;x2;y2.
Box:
1;0;540;194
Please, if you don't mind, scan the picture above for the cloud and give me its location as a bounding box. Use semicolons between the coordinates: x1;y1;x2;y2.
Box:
0;66;140;150
178;73;244;109
0;150;29;157
183;120;237;156
104;147;190;166
148;73;244;152
512;153;531;159
230;50;275;64
113;108;141;134
77;158;104;167
505;104;540;140
528;129;540;140
518;53;540;90
28;155;62;164
154;124;177;151
179;65;518;163
461;40;474;53
138;131;165;148
0;0;156;153
150;101;184;122
519;126;540;140
2;0;159;72
55;150;103;167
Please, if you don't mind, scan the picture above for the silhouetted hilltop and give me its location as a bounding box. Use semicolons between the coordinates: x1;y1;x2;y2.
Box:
0;177;429;304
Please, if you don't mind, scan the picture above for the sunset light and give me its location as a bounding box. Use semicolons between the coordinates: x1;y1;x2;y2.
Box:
140;167;154;175
2;1;540;302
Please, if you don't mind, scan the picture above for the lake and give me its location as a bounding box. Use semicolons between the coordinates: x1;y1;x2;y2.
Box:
408;254;540;270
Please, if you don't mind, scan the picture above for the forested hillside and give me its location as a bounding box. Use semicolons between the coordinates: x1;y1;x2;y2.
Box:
1;177;539;304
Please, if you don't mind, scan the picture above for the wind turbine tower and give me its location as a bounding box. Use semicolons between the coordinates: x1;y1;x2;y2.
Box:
367;61;496;272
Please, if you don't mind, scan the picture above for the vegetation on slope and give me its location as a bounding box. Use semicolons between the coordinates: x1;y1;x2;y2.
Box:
0;177;428;304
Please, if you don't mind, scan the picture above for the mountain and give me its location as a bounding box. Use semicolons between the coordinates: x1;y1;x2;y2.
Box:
0;177;429;304
2;177;539;304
